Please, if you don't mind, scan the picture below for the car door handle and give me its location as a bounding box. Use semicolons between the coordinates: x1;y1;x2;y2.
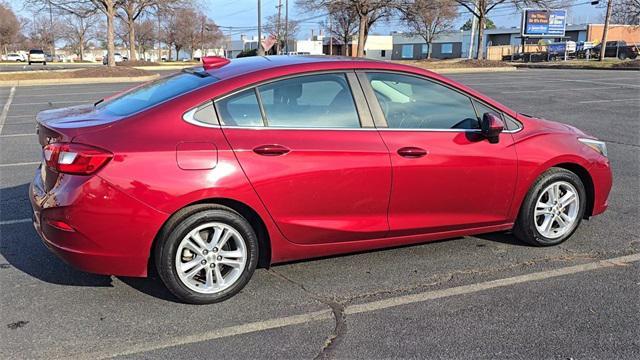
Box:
397;147;428;158
253;144;290;156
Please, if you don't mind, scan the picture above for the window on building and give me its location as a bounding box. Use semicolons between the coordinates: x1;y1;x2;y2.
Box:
421;44;428;55
441;43;453;54
401;44;414;59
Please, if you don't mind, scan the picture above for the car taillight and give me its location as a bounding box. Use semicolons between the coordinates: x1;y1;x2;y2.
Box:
43;143;113;175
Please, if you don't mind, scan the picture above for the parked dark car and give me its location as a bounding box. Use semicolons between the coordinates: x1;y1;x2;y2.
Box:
592;41;639;60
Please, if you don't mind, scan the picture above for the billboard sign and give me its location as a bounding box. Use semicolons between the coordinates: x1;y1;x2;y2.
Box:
521;9;567;37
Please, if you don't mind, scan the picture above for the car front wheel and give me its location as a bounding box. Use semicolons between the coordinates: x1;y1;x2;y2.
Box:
514;168;586;246
155;205;259;304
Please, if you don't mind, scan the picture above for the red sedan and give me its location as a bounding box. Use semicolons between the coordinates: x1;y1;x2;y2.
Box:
30;56;612;304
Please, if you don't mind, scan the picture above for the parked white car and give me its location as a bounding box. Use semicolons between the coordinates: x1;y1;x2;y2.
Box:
4;53;25;62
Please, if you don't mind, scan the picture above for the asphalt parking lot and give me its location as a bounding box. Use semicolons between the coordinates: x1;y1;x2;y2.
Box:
1;69;639;359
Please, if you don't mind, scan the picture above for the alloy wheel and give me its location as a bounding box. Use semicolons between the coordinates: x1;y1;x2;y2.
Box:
534;181;580;239
175;222;247;294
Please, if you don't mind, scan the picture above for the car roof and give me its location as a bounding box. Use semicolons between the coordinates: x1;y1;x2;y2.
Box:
203;55;420;80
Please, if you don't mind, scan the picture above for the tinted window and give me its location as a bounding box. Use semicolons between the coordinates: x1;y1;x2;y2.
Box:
257;73;360;128
473;100;500;122
503;113;522;131
193;102;217;125
216;89;264;126
29;49;44;54
97;72;218;116
367;73;479;129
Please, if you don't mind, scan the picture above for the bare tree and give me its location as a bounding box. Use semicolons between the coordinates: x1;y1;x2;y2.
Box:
61;8;99;60
400;0;457;59
0;2;21;55
265;14;299;53
327;5;358;55
135;19;155;59
298;0;393;57
25;0;121;66
611;0;640;25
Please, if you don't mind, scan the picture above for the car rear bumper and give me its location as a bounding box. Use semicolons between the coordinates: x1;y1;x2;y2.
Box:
29;166;168;277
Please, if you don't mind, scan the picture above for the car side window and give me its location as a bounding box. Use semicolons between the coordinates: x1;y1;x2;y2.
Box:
472;100;501;121
216;88;264;127
366;72;479;130
257;73;361;128
192;102;218;125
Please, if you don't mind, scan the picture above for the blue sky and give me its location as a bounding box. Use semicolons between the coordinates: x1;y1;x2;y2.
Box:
204;0;605;39
9;0;606;40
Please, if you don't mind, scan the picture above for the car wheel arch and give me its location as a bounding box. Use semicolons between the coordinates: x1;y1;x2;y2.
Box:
514;161;595;221
147;198;272;277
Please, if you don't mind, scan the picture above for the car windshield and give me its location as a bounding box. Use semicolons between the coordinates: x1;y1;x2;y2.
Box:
96;71;219;116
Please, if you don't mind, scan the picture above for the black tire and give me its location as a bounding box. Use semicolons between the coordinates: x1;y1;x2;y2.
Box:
28;61;31;65
155;204;259;304
618;52;628;60
513;167;586;246
43;62;47;66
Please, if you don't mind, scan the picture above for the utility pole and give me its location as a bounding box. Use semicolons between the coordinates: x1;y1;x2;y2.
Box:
284;0;289;54
468;14;476;59
329;15;333;55
49;1;55;58
276;0;282;54
599;0;612;61
257;0;265;55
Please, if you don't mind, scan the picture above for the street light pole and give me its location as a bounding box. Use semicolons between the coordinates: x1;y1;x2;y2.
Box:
284;0;289;54
257;0;265;55
599;0;613;61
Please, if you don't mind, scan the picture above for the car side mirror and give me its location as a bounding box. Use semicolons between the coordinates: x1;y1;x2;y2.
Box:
481;113;504;144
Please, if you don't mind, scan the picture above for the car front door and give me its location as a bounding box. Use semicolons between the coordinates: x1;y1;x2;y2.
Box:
359;71;518;237
216;72;391;244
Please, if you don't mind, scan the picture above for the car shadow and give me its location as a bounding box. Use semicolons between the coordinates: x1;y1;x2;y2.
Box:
0;183;112;287
473;231;531;247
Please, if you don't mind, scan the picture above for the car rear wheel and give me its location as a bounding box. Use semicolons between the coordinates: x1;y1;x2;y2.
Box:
514;168;586;246
155;205;258;304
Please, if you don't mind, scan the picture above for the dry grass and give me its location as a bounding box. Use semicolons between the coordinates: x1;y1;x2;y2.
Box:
0;66;155;81
395;58;511;69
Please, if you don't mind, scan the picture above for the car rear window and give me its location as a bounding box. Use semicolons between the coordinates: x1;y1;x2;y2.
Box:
96;72;218;116
30;50;44;54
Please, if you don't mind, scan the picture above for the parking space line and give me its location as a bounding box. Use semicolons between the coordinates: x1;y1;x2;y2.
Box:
0;86;16;134
0;218;32;226
0;161;39;167
578;98;640;104
0;133;36;138
503;86;623;94
11;100;88;106
6;114;33;118
13;90;116;98
84;253;640;359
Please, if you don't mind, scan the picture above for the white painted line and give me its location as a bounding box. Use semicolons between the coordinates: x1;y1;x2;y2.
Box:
14;90;114;98
82;253;640;360
0;161;40;167
11;100;88;106
0;86;16;135
578;98;640;104
6;114;33;118
84;310;334;359
0;218;32;226
503;86;623;94
0;133;36;138
346;253;640;315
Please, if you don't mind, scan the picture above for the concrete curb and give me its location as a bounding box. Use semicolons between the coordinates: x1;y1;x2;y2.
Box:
431;67;517;74
0;74;160;87
513;64;640;71
133;65;196;70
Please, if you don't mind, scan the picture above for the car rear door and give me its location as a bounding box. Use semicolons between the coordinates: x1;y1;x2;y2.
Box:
358;71;518;237
217;72;391;244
